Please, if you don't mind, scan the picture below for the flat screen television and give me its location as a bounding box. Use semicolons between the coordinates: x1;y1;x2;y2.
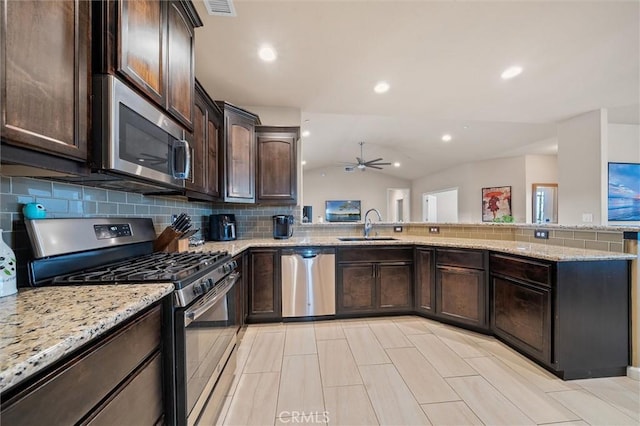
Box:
325;200;361;222
608;162;640;221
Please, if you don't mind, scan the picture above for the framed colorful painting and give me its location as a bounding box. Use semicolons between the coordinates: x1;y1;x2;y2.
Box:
482;186;512;222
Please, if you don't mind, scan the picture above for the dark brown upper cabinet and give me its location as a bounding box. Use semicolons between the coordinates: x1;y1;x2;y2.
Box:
185;80;222;200
0;0;90;174
256;126;300;205
94;0;201;130
216;102;261;203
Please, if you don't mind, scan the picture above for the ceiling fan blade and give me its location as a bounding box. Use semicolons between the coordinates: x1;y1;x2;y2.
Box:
367;162;392;166
366;158;384;164
356;157;363;164
366;165;383;170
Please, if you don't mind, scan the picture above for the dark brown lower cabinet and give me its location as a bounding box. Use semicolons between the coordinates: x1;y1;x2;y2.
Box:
436;266;487;328
378;264;412;309
492;276;551;364
0;303;165;425
490;253;630;379
338;264;376;312
248;249;281;321
337;247;413;315
415;247;435;314
435;248;487;330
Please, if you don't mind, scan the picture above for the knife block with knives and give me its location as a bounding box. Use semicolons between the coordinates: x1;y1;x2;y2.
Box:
153;213;192;252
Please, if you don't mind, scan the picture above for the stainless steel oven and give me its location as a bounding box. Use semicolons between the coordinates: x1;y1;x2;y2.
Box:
91;74;191;191
175;270;241;425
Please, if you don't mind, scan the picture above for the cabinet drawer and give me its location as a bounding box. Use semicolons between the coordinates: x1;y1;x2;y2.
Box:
437;249;484;270
1;305;161;425
87;352;163;426
338;247;413;263
490;254;551;287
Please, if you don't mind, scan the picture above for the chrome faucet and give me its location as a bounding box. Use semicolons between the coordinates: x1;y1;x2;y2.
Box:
363;208;382;238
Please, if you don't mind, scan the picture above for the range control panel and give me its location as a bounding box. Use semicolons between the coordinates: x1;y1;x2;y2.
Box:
94;224;133;240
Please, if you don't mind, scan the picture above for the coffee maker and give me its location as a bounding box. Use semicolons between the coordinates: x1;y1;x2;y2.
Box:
272;215;294;239
209;214;237;241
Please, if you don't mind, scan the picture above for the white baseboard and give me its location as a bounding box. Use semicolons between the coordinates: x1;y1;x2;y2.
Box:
628;366;640;380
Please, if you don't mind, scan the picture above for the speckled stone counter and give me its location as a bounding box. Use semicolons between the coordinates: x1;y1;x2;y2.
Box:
191;235;636;262
0;284;173;394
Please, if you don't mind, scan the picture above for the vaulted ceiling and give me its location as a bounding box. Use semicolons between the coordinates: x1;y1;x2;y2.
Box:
194;0;639;180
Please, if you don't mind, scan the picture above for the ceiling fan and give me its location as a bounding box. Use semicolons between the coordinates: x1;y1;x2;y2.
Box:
342;142;391;172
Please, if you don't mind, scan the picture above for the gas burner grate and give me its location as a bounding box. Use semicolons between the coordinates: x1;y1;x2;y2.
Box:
52;251;230;285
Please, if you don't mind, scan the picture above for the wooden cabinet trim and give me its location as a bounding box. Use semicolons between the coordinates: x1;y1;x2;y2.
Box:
436;248;485;270
490;253;552;287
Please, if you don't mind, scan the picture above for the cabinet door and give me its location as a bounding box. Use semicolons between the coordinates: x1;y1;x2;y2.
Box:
186;95;207;194
225;115;255;202
248;250;280;320
492;276;551;364
337;264;376;313
256;131;298;204
415;248;435;314
166;1;193;128
1;0;89;161
436;266;487;328
378;263;412;311
118;0;165;103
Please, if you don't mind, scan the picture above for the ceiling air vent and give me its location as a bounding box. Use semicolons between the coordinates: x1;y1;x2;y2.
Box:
204;0;236;16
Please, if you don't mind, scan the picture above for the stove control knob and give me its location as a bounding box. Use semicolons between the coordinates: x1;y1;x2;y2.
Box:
206;278;215;290
193;283;204;296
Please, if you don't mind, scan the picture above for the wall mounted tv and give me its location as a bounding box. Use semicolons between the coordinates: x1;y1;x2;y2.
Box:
325;200;362;222
608;162;640;221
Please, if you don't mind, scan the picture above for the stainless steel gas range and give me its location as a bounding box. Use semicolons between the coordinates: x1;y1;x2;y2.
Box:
25;217;240;425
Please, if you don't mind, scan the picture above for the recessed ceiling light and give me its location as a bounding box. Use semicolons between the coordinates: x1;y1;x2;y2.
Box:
374;81;390;94
441;134;452;142
301;160;307;166
393;162;401;168
302;130;310;137
258;45;277;62
501;66;523;80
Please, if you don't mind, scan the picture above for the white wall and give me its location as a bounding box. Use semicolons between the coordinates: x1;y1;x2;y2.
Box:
303;169;410;222
524;155;558;223
411;156;527;222
608;123;640;162
557;109;607;225
435;188;459;223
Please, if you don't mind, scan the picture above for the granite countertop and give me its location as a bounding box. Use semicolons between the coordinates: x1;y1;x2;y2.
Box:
0;283;173;394
192;235;636;262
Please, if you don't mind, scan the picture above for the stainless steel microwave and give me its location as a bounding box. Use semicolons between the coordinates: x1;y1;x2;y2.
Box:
89;74;191;192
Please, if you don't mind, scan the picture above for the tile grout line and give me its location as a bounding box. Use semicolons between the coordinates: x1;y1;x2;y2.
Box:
337;321;383;426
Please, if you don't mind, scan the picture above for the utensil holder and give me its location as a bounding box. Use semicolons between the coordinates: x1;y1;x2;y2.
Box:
154;227;183;252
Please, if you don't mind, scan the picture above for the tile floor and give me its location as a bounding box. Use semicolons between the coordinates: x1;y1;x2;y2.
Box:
216;316;639;425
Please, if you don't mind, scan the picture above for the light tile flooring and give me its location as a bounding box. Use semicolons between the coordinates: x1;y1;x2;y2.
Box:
216;316;639;425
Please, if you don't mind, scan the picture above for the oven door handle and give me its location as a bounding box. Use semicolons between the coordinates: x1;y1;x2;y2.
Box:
185;272;239;325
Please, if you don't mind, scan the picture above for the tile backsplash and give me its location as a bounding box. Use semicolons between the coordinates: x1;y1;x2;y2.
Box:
0;176;299;284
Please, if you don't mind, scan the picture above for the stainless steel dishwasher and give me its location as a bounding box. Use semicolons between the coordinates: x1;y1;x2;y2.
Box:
281;247;336;317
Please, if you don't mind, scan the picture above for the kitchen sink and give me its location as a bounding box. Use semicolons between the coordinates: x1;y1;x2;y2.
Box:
337;237;398;241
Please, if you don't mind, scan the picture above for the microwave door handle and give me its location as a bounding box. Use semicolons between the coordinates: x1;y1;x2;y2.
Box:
172;139;191;179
